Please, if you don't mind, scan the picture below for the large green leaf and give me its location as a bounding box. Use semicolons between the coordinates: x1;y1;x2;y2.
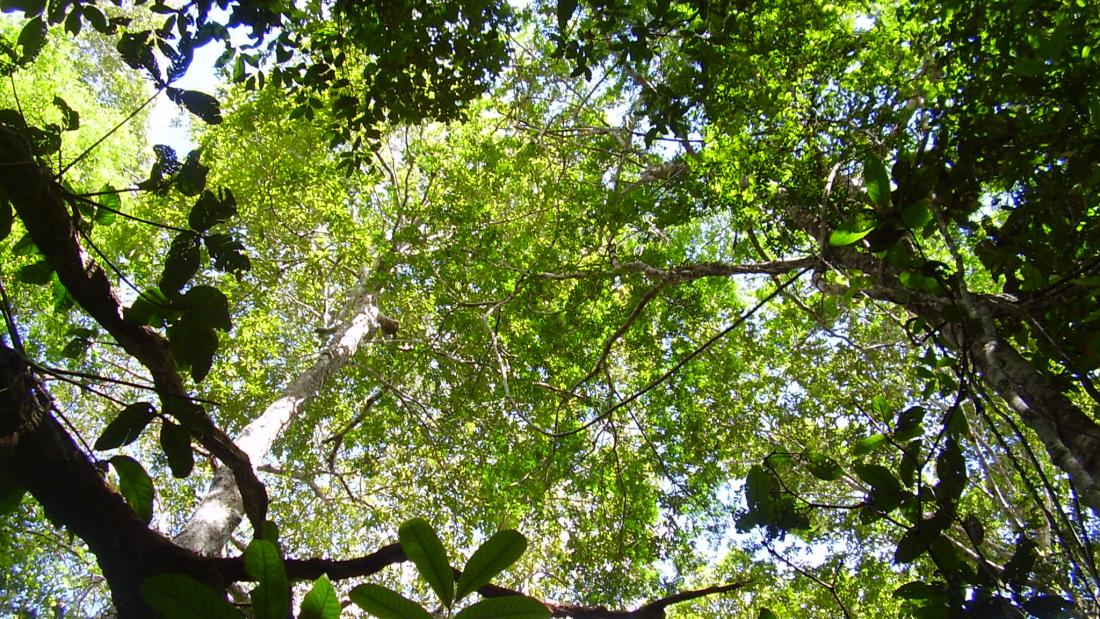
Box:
141;574;243;619
455;530;527;602
244;540;289;619
299;574;342;619
864;155;891;209
109;455;154;524
159;421;194;478
17;16;46;62
399;518;454;607
454;595;549;619
94;402;155;451
179;285;232;332
160;231;200;295
167;316;219;383
349;583;433;619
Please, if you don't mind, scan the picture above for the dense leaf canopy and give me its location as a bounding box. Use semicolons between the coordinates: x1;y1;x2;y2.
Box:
0;0;1098;617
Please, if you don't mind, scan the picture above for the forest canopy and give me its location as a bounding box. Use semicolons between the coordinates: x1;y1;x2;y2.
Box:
0;0;1098;617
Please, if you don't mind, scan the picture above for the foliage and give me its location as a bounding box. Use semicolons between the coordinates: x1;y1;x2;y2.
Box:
0;0;1098;618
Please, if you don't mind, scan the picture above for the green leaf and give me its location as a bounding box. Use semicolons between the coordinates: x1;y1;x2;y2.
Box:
159;421;194;478
300;574;342;619
803;451;843;481
853;463;906;511
179;285;232;332
556;0;578;29
61;336;91;359
141;574;243;619
94;402;155;450
864;155;891;209
109;455;154;524
52;96;79;131
167;316;219;383
349;583;433;619
893;526;929;564
852;433;887;455
125;288;179;328
454;595;549;619
169;88;223;125
899;270;939;291
894;406;925;442
16;260;53;285
893;581;944;600
205;233;250;274
17;16;46;62
399;518;454;607
160;231;200;295
176;150;209;196
189;189;237;232
95;184;121;225
900;199;932;229
455;530;527;602
244;540;289;619
758;609;779;619
828;226;873;247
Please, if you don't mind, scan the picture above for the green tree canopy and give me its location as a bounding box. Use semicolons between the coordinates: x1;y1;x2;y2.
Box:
0;0;1098;617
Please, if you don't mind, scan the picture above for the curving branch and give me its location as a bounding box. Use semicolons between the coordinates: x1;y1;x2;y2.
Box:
0;126;270;533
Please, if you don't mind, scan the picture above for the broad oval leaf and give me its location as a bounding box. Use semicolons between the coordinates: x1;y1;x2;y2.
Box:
141;573;243;619
109;455;154;524
900;199;932;229
95;402;155;451
300;574;341;619
159;421;194;478
758;609;780;619
160;231;200;295
167;317;219;383
454;595;548;619
17;16;47;62
180;285;232;332
455;530;527;602
16;260;54;285
828;227;873;247
349;583;433;619
852;433;887;455
399;518;454;607
863;155;891;209
893;581;945;600
244;539;289;619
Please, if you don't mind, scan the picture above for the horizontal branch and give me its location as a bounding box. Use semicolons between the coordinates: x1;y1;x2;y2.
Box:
539;256;816;283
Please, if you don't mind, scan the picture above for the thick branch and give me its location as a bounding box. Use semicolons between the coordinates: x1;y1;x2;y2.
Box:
0;344;220;617
0;127;269;532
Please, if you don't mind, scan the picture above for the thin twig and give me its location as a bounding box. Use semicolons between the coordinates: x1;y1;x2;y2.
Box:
541;268;810;438
0;278;24;354
58;89;162;179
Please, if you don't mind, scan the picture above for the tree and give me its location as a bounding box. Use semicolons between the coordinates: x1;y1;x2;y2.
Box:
1;0;1098;617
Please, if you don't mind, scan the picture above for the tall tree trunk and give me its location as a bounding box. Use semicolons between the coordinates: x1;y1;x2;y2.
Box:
175;279;394;555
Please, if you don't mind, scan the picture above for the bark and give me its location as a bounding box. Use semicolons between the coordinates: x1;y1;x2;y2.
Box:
175;283;391;554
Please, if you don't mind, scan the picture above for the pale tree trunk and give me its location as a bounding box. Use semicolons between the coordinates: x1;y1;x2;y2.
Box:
175;276;395;555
